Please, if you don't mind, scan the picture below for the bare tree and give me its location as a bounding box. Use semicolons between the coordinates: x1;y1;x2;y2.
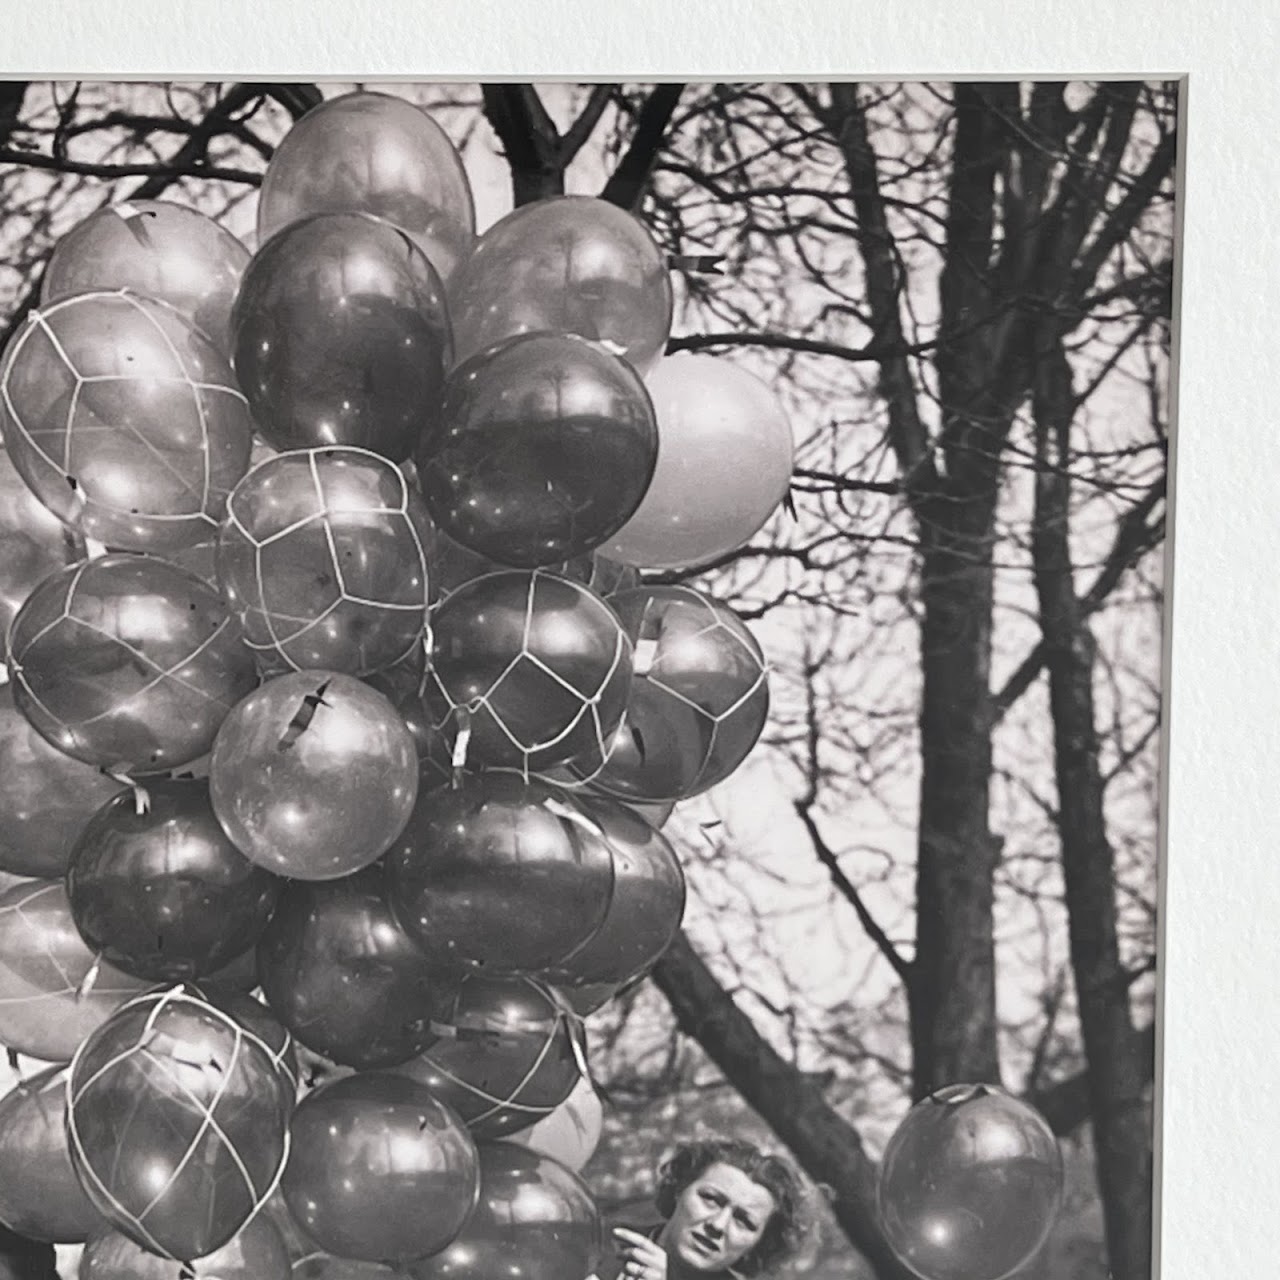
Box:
0;78;1171;1280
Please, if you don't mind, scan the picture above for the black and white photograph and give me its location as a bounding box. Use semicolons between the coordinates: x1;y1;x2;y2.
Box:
0;68;1184;1280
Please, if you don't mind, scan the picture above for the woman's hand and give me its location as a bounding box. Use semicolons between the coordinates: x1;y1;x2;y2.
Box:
613;1228;669;1280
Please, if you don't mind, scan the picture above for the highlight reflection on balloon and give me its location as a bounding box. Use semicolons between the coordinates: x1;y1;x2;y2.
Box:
209;670;419;880
232;212;451;462
0;684;126;878
0;291;253;553
569;585;769;801
449;195;672;374
0;1065;103;1243
6;553;258;775
409;1142;603;1280
603;354;794;570
80;1214;291;1280
417;334;658;567
385;974;582;1140
386;773;616;974
425;571;632;773
0;879;152;1061
257;90;476;283
41;200;251;353
876;1084;1064;1280
281;1073;479;1265
256;864;456;1069
218;446;435;675
67;986;290;1259
67;777;282;981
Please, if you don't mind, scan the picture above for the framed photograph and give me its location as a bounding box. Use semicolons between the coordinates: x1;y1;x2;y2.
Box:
0;5;1273;1280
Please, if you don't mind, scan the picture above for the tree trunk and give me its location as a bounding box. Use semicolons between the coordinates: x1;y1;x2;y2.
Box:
651;933;915;1280
910;494;1003;1095
1032;341;1154;1280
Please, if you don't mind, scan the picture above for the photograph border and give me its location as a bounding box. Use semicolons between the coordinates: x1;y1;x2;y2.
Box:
3;5;1274;1276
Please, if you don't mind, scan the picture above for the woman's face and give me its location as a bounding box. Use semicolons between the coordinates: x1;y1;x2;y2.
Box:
659;1161;778;1273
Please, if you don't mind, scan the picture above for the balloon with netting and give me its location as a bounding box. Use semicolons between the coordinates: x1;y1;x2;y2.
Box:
568;584;770;801
0;290;253;554
66;985;292;1261
41;200;251;355
218;447;434;677
425;570;633;774
385;973;584;1140
0;879;152;1062
5;552;258;775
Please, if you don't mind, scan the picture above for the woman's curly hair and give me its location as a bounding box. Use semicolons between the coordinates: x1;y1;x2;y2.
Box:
654;1138;813;1276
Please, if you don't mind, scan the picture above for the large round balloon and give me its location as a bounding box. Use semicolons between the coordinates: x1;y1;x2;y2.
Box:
231;213;451;462
257;90;476;283
256;864;457;1069
83;1208;293;1280
540;792;685;990
386;772;616;974
449;195;671;373
0;290;253;553
0;879;151;1061
6;553;258;775
568;585;769;801
409;1142;603;1280
603;354;794;569
41;200;251;353
0;684;126;878
0;442;80;640
416;334;658;567
0;1065;103;1243
877;1083;1064;1280
425;571;632;773
386;974;582;1140
209;670;418;879
67;777;282;981
81;1213;291;1280
218;446;434;676
281;1073;479;1265
507;1075;604;1174
67;986;292;1260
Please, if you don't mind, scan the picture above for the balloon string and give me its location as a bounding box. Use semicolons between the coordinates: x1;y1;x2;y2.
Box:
633;638;658;678
75;954;103;1001
451;708;471;785
667;253;726;275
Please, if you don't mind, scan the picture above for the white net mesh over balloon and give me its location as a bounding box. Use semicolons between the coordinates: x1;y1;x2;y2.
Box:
424;977;590;1130
427;571;631;777
222;449;431;673
572;585;769;795
0;290;246;536
6;560;240;758
0;882;141;1009
65;986;290;1262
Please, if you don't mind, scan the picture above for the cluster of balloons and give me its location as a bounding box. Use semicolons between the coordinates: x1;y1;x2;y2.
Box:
0;87;798;1278
0;87;1064;1280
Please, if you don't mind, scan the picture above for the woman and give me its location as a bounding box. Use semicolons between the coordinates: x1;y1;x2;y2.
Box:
604;1138;811;1280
